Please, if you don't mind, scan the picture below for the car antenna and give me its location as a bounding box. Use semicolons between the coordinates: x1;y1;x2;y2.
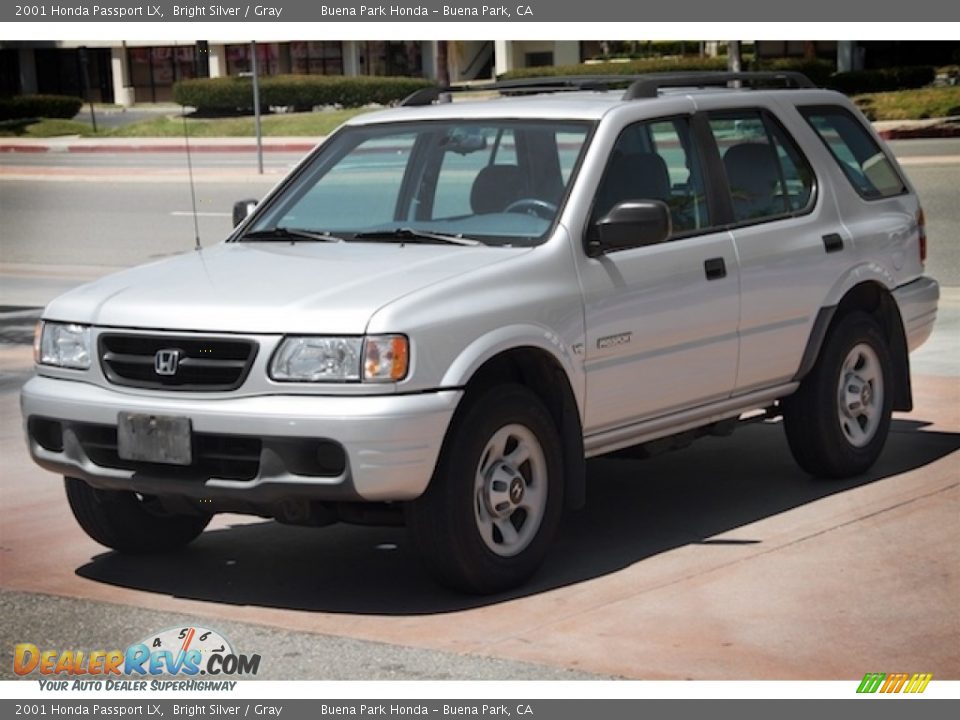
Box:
181;109;201;252
176;42;202;252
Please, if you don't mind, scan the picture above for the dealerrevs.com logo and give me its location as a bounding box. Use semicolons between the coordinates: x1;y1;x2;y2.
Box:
14;626;260;691
857;673;933;694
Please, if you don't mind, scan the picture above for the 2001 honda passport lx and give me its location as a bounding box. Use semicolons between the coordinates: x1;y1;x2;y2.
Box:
22;72;940;593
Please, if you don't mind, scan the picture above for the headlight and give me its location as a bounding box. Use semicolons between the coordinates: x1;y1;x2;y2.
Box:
37;321;92;369
270;337;363;382
269;335;409;383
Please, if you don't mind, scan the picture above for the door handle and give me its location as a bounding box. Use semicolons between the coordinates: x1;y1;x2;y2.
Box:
822;233;844;253
704;257;726;280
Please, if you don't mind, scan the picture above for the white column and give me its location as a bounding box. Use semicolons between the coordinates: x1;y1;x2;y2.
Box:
553;41;580;66
421;41;437;80
342;41;360;77
837;41;857;73
18;48;38;94
208;44;227;77
110;47;134;107
494;40;514;77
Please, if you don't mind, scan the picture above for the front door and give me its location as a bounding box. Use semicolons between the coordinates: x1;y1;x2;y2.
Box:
579;115;741;434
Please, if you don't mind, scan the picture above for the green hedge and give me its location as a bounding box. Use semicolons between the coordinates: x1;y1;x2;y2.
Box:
173;75;435;112
500;57;936;96
499;56;727;80
752;58;835;87
585;41;712;61
826;66;936;94
0;94;83;121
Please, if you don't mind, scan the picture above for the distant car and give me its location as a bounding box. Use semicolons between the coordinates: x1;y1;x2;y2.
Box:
22;72;939;594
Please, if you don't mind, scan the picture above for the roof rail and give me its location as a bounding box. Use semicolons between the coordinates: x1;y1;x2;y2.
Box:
399;71;816;107
400;76;632;106
622;71;815;99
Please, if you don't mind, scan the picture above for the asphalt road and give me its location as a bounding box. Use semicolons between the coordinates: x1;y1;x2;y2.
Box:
2;139;959;291
0;139;957;682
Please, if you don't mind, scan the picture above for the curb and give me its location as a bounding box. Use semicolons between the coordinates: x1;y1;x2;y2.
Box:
877;126;960;140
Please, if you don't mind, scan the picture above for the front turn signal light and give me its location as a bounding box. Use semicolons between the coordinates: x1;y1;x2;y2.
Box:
363;335;409;382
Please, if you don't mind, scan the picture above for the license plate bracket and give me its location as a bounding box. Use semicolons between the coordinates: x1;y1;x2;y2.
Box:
117;413;192;466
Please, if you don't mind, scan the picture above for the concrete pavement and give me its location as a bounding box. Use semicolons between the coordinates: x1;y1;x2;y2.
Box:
0;117;957;157
1;329;957;678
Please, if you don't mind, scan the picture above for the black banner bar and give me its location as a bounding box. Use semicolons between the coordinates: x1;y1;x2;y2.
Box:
3;0;960;23
1;699;959;720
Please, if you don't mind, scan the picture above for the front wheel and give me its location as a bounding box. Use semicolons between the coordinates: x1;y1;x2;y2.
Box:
783;312;894;478
65;477;211;553
406;384;564;594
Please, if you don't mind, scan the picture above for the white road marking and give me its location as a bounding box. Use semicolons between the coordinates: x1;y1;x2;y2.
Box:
170;211;233;217
897;155;960;165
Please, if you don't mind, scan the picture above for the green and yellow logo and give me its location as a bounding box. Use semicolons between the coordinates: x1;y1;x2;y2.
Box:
857;672;933;694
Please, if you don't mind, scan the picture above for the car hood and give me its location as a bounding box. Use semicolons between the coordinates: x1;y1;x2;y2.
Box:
44;241;527;334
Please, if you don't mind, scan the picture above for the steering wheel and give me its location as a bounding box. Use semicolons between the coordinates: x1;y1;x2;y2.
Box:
503;198;558;219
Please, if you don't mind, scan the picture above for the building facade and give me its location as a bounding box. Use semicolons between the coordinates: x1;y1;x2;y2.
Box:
3;41;951;104
0;40;496;105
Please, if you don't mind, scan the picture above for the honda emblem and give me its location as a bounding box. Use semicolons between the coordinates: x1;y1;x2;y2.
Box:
154;349;181;376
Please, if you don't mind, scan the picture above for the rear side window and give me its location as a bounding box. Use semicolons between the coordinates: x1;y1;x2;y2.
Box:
708;110;815;224
800;106;906;199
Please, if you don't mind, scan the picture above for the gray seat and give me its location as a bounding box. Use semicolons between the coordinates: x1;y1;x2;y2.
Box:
596;152;671;219
470;164;526;214
723;142;786;221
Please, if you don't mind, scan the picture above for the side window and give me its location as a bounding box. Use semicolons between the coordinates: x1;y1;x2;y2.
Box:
800;106;906;199
592;117;710;236
708;111;815;223
557;131;583;185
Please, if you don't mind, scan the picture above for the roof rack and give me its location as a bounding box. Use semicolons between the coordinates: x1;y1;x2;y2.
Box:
400;77;625;106
399;71;815;107
622;71;815;99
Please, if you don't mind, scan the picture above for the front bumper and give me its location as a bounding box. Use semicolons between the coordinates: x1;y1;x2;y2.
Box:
893;275;939;352
21;376;460;503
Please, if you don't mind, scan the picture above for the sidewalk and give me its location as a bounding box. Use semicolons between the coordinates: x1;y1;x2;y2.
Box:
873;116;960;139
0;136;321;154
2;118;958;154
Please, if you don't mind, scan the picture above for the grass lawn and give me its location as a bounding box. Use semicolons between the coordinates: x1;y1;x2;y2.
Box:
0;118;100;137
0;108;372;138
853;86;960;121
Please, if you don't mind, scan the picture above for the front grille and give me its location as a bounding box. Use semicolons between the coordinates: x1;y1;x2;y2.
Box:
74;423;262;481
99;333;257;391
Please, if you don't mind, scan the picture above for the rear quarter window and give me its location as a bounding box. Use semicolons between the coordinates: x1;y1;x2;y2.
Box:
800;106;907;200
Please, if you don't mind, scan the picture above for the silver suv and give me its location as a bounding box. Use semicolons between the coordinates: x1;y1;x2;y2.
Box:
22;72;940;594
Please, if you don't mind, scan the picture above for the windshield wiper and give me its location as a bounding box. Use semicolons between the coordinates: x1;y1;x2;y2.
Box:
352;227;480;246
241;227;344;243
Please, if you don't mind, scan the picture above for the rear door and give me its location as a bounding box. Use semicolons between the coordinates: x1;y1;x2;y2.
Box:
703;105;848;393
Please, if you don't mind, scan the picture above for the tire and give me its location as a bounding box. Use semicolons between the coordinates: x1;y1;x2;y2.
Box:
406;384;564;594
783;312;894;479
65;477;211;554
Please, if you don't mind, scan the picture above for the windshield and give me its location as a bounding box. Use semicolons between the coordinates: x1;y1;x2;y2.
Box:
244;119;592;247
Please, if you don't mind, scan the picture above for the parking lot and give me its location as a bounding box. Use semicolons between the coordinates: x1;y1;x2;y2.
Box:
0;141;957;680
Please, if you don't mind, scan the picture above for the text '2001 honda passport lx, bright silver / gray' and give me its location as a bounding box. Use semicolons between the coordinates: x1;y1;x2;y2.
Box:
22;72;939;593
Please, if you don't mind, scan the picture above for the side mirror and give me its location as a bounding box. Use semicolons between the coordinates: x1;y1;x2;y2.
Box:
588;200;671;257
232;199;258;227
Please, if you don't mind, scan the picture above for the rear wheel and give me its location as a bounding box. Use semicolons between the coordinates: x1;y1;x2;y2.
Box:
783;312;893;478
65;477;210;553
406;384;564;594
